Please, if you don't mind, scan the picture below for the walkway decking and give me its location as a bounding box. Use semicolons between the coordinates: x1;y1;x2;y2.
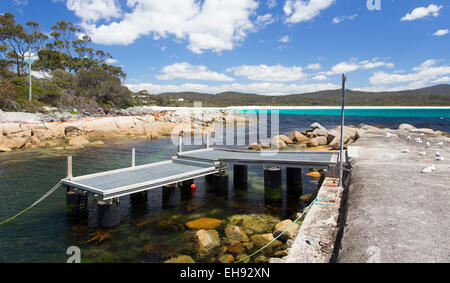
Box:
62;148;341;200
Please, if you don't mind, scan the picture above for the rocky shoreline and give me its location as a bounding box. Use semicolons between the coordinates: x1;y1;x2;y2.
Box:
249;123;447;152
0;109;248;153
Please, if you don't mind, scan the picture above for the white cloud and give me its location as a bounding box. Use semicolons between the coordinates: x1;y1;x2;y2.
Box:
332;14;357;24
278;35;290;43
156;62;234;82
401;4;442;21
369;59;450;86
327;58;394;74
70;0;259;54
312;75;327;81
126;81;339;96
255;13;277;29
227;64;305;82
433;29;449;37
66;0;122;22
105;58;118;64
283;0;335;24
267;0;277;9
307;63;322;70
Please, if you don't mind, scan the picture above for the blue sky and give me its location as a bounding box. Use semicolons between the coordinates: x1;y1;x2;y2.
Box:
3;0;450;95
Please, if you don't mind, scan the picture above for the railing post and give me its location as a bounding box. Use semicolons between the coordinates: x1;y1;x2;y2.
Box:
132;148;136;168
67;156;73;180
178;132;183;153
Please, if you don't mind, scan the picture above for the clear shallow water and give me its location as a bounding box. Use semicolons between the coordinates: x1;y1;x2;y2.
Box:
0;111;448;263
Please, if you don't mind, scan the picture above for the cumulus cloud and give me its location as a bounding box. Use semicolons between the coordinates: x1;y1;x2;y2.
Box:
401;4;442;21
369;59;450;86
227;64;305;82
327;58;394;75
283;0;335;24
67;0;259;54
126;81;339;96
433;29;449;37
66;0;122;22
156;62;234;82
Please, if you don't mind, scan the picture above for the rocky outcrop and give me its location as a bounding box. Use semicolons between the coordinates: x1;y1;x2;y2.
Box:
0;109;246;153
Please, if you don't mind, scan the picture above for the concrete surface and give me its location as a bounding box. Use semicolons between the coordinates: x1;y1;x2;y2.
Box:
338;130;450;263
285;178;344;263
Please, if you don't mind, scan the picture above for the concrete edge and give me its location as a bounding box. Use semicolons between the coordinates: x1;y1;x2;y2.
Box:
285;177;344;263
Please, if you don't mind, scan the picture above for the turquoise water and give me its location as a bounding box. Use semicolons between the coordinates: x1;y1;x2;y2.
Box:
234;107;450;118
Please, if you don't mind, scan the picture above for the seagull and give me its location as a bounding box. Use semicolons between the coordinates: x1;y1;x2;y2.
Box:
426;142;431;148
422;165;436;173
386;133;398;138
436;152;441;157
418;152;426;156
415;138;422;143
406;136;411;141
435;156;445;161
401;148;409;153
436;142;444;146
419;133;424;136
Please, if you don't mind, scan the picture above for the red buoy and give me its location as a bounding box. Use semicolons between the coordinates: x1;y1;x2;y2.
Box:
190;184;197;190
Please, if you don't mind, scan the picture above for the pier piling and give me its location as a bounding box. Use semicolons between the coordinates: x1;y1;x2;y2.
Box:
65;186;88;218
209;172;229;194
264;167;282;203
162;184;181;207
97;199;121;228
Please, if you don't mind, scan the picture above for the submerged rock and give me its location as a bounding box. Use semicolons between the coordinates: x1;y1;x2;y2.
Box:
224;225;249;242
273;220;299;241
227;241;245;255
164;255;196;263
195;230;221;256
185;218;223;230
218;254;235;263
68;136;90;147
227;214;280;236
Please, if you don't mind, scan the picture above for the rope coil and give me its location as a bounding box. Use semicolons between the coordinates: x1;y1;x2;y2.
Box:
0;181;62;225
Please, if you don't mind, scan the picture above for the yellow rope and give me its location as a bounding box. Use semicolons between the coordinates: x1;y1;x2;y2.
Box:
0;182;62;225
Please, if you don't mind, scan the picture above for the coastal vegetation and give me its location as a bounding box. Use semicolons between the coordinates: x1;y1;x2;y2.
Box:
0;12;132;112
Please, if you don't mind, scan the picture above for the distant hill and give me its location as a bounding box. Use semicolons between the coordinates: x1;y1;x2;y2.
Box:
157;84;450;107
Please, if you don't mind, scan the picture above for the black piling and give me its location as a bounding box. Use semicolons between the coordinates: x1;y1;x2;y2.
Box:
162;184;181;207
66;187;88;218
264;167;282;203
97;199;121;228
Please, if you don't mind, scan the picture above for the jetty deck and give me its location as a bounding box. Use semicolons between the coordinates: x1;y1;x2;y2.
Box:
62;148;341;200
